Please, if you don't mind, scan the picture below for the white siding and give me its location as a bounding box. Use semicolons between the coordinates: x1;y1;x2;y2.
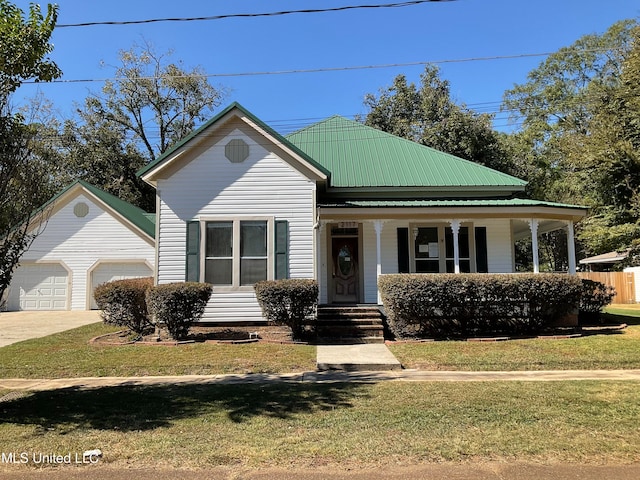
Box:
156;128;316;322
14;193;155;310
480;218;515;273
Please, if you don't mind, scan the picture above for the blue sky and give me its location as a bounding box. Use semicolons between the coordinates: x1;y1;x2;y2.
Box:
11;0;640;134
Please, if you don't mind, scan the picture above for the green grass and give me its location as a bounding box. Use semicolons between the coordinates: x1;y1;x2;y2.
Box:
0;323;316;378
388;307;640;371
5;313;640;376
605;304;640;319
389;324;640;371
0;381;638;469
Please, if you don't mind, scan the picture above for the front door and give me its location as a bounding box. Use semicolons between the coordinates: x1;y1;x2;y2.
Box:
331;237;359;303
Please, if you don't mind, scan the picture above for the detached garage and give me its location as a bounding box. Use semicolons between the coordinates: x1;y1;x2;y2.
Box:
4;181;155;311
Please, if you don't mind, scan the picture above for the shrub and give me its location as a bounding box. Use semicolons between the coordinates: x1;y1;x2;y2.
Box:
146;282;212;340
579;279;616;324
254;279;318;340
94;277;154;335
378;273;583;339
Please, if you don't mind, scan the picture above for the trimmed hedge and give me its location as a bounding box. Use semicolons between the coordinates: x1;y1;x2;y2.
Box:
254;279;318;340
94;277;154;335
579;279;616;324
378;273;583;339
146;282;212;340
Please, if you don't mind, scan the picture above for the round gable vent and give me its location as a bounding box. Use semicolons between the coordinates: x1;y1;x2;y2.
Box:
225;138;250;163
74;202;89;218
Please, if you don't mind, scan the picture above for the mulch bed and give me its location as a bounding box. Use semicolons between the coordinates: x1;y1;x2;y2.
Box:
91;325;302;346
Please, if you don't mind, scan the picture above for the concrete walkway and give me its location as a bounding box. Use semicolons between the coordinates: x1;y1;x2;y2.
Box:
316;344;402;371
0;311;101;347
3;369;640;392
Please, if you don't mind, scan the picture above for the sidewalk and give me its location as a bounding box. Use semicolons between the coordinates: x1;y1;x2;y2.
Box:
3;368;640;392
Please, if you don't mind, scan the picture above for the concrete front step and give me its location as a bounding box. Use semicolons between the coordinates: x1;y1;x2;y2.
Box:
315;305;386;344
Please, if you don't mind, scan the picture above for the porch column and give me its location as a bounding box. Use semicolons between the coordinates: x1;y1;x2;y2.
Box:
449;219;461;274
528;219;540;274
566;220;577;275
315;221;325;285
373;220;385;304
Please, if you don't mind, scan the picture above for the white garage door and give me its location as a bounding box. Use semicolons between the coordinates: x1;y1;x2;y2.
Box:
7;264;69;311
90;263;153;309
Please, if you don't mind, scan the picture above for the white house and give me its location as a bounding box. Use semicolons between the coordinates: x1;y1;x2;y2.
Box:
4;180;155;311
138;103;588;323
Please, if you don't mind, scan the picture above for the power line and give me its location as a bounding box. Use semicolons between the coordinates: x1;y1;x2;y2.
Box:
23;51;573;86
56;1;454;28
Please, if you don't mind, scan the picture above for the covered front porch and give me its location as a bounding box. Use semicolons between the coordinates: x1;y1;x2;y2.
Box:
315;201;586;305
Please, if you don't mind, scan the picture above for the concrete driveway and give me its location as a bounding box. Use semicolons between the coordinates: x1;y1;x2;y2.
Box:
0;311;102;347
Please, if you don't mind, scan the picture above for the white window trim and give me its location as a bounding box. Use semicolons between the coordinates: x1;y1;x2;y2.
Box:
200;216;274;292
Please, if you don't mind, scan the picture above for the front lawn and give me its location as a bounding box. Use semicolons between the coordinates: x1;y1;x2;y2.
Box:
604;303;640;320
389;324;640;371
0;381;638;469
0;323;316;378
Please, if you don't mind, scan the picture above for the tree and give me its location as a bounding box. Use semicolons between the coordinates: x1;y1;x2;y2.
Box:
54;41;227;210
503;19;637;205
85;41;226;163
55;106;156;211
574;25;640;259
362;65;513;173
0;1;61;307
503;19;640;258
0;1;60;110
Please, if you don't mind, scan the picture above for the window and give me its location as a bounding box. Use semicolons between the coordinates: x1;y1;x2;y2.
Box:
240;221;267;285
205;222;233;285
445;226;471;273
411;223;476;273
202;219;272;288
414;227;440;273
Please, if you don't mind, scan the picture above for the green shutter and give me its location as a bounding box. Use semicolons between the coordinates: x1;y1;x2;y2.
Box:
397;228;410;273
474;227;488;273
275;220;288;279
186;221;200;282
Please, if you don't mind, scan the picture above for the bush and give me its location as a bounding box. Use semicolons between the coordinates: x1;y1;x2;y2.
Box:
378;273;583;339
254;279;318;340
94;277;154;335
146;282;212;340
579;279;616;324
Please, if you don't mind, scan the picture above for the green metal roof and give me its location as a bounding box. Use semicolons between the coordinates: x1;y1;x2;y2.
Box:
318;198;586;209
286;116;527;190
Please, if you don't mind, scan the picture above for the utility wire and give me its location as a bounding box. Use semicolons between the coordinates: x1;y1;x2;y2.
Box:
23;51;578;85
56;1;454;28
